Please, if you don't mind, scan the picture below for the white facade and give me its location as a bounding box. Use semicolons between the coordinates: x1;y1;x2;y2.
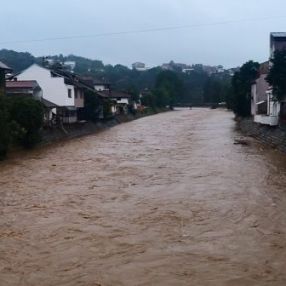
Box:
63;61;76;71
116;98;129;105
94;84;107;91
17;64;75;107
182;68;194;73
254;90;280;126
251;83;257;116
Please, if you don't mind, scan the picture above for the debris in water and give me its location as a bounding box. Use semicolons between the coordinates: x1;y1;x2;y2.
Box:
234;138;250;146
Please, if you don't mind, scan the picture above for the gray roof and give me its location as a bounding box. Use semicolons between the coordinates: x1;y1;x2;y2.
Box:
0;61;12;71
41;98;58;108
271;32;286;38
97;90;132;99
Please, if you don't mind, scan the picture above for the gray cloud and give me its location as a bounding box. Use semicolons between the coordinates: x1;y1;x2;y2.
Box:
1;0;286;67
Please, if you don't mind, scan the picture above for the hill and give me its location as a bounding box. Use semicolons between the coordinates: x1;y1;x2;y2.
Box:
0;49;231;105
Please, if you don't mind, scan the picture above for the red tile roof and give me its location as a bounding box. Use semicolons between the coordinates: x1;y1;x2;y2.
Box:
6;80;39;89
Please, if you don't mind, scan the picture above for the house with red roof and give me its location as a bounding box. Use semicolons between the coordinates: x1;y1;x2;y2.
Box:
15;63;95;124
97;89;133;115
6;80;43;99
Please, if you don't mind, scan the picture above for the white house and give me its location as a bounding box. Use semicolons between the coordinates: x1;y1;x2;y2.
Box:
94;81;110;92
63;61;76;71
81;77;111;92
251;62;280;126
132;62;149;71
251;33;286;127
97;90;132;115
16;64;86;124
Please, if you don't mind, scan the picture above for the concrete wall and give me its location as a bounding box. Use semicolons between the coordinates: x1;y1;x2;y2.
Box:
238;118;286;153
251;74;270;116
74;88;84;108
256;74;269;103
271;40;286;57
251;84;257;116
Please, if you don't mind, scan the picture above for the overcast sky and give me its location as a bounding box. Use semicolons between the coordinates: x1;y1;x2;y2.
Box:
1;0;286;68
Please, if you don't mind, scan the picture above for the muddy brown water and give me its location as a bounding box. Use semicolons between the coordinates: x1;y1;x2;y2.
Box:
1;108;286;286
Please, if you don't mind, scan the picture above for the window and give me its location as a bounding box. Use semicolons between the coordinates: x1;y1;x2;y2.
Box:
68;89;72;98
75;90;78;99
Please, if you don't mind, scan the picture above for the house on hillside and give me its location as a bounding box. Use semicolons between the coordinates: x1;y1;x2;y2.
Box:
15;64;94;124
94;80;111;92
0;61;12;96
132;62;149;71
5;80;58;125
81;77;111;92
6;80;43;99
97;90;133;115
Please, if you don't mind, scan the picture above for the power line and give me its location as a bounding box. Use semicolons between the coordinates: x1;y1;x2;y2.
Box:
1;15;285;45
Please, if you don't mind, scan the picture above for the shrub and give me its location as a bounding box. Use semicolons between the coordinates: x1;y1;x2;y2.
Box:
0;97;11;159
9;97;44;148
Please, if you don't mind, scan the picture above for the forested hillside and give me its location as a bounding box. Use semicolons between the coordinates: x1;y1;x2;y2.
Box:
0;49;231;105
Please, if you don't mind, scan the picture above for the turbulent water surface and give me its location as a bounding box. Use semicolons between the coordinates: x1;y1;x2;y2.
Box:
1;108;286;286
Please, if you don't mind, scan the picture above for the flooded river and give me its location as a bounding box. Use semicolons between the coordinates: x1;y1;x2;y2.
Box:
1;108;286;286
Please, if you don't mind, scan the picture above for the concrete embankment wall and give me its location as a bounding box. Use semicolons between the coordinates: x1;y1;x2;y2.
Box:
41;110;166;145
237;118;286;153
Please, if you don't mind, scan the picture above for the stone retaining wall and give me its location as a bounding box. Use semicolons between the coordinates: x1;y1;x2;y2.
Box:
41;110;166;145
237;118;286;153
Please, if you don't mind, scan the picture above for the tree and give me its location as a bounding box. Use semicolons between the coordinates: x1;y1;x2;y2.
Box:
0;49;35;72
231;61;259;117
154;71;184;108
0;97;11;159
81;91;103;122
267;50;286;101
0;49;232;105
203;77;223;104
141;91;157;109
126;85;139;102
9;98;44;148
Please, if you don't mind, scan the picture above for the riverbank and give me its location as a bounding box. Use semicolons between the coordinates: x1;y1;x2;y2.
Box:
41;108;169;145
3;108;169;161
237;117;286;153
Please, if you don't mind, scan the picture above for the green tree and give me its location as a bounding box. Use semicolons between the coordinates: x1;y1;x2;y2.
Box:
231;61;259;117
0;97;11;159
267;50;286;101
9;98;44;148
82;91;103;122
141;91;157;109
126;85;139;102
0;49;35;72
203;77;223;104
154;71;184;108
